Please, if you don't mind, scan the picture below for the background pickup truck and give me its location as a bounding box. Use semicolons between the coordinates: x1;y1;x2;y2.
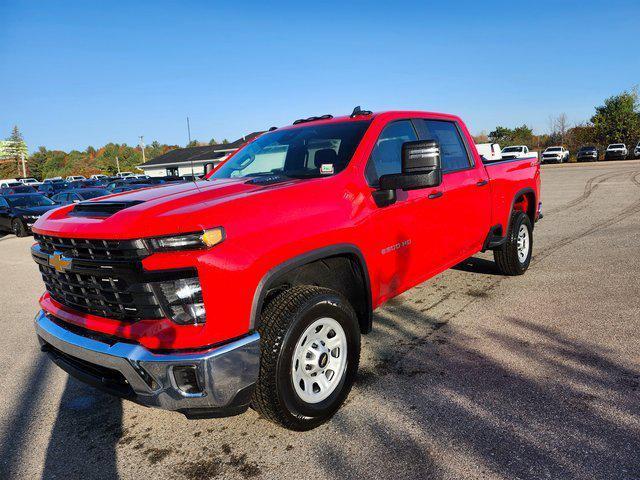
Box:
541;146;570;163
501;145;538;160
605;143;628;160
31;109;541;430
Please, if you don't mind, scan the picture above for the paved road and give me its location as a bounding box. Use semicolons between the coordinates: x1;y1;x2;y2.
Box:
1;161;639;480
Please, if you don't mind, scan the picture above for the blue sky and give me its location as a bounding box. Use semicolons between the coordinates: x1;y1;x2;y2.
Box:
1;0;639;152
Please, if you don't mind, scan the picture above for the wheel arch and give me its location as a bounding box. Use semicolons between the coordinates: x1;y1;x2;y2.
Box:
507;187;536;232
250;244;373;334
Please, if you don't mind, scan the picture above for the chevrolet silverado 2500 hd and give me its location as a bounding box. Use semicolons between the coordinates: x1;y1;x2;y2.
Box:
31;109;541;430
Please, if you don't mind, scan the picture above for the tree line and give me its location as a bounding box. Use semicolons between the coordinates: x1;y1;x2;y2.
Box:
474;89;640;157
2;89;639;180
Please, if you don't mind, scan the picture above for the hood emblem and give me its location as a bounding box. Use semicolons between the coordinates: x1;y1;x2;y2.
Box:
49;252;72;273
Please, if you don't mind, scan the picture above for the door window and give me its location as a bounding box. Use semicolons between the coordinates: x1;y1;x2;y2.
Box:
365;120;418;186
415;120;471;172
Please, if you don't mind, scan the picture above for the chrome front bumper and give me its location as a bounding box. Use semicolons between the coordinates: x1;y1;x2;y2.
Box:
35;310;261;418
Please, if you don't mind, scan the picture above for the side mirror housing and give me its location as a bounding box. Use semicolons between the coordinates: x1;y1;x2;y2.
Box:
374;140;442;206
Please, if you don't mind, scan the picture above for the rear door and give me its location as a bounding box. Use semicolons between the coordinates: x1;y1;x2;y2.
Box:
415;119;490;263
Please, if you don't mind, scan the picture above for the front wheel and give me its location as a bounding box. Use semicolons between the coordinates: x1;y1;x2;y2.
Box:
494;211;533;275
252;285;361;430
12;219;27;237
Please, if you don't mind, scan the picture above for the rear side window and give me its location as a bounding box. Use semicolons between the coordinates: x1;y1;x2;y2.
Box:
0;197;9;208
365;120;418;185
416;120;472;172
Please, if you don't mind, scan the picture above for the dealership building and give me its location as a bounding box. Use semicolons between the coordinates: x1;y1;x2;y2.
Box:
139;132;263;177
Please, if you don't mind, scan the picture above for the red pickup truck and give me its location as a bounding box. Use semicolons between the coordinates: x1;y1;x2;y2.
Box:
31;109;541;430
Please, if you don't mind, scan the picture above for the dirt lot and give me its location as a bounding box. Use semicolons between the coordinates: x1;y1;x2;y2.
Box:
1;161;639;480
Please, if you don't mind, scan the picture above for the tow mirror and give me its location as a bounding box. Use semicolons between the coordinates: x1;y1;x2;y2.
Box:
374;140;443;207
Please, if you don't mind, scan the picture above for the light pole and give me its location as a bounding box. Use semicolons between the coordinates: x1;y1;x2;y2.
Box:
139;135;146;163
116;155;121;174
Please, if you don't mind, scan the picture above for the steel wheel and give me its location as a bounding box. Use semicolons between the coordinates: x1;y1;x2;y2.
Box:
291;317;347;404
517;223;530;263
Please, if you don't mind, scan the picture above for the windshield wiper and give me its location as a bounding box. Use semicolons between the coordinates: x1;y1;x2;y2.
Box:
281;171;323;179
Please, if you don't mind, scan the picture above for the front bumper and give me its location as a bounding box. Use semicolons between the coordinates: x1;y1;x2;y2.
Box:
35;310;260;418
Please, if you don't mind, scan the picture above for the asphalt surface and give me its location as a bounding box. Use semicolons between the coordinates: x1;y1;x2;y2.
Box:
1;160;639;480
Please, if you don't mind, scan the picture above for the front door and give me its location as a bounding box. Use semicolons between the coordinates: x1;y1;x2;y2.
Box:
365;119;446;302
0;197;11;231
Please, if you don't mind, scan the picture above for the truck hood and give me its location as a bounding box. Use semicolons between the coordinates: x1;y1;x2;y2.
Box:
32;177;304;239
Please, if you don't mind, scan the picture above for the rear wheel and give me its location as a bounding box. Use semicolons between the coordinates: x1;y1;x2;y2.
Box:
12;219;27;237
494;211;532;276
252;285;360;430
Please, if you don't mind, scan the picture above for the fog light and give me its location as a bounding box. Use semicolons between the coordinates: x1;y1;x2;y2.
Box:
173;365;202;395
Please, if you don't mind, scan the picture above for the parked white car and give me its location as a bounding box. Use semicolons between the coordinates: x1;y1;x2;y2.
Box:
90;174;108;180
634;142;640;159
501;145;537;160
66;175;86;181
541;146;569;163
476;143;502;161
19;177;42;186
0;178;19;188
117;172;134;178
604;144;628;160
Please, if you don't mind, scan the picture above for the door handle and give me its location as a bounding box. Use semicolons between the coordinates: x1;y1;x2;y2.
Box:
428;191;443;200
476;180;489;187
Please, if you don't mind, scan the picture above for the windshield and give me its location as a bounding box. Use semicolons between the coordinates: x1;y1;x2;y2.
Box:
7;194;56;208
9;186;35;193
502;147;522;153
211;121;372;180
80;189;110;199
546;147;561;152
580;147;595;151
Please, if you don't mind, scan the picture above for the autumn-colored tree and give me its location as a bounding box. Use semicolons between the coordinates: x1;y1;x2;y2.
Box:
591;89;640;148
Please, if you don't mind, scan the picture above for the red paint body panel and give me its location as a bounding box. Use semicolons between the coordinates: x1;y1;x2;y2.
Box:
33;111;540;351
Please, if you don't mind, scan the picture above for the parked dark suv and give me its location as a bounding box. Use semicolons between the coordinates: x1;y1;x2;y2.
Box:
0;194;59;237
576;146;599;162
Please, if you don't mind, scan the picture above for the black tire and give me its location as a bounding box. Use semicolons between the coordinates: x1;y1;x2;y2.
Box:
251;285;361;430
12;219;27;237
494;211;533;276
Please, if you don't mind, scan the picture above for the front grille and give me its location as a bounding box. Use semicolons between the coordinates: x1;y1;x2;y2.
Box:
34;234;149;262
33;235;168;321
38;263;164;320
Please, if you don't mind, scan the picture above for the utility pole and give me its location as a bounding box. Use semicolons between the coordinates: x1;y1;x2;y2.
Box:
139;135;146;163
116;155;121;174
21;152;26;177
187;117;191;144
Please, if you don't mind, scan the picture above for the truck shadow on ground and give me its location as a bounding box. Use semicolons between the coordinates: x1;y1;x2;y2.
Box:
42;378;122;480
323;300;640;479
452;256;503;276
0;355;53;479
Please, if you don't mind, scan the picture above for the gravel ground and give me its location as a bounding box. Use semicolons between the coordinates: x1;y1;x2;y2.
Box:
0;160;639;480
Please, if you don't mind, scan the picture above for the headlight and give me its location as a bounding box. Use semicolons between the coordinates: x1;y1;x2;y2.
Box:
156;276;206;325
147;227;225;252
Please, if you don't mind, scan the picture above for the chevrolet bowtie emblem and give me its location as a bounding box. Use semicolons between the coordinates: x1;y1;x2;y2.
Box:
49;252;72;273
